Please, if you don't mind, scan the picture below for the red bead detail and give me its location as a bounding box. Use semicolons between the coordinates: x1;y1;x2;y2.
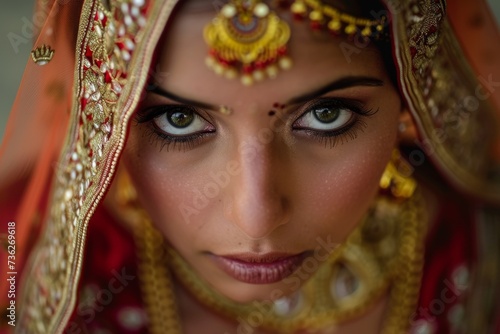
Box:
89;149;93;158
219;59;230;67
278;46;287;56
105;72;112;83
85;46;93;58
329;29;341;37
81;99;88;110
243;64;254;74
276;0;291;9
310;21;322;30
293;13;305;21
410;47;417;58
255;61;266;69
86;114;93;121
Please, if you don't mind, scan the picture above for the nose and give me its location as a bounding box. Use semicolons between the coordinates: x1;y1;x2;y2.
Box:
225;139;290;240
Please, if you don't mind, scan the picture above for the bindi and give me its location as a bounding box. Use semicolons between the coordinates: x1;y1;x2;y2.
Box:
269;102;287;117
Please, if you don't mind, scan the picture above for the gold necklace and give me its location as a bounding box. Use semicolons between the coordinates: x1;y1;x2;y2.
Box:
164;193;427;333
110;170;427;333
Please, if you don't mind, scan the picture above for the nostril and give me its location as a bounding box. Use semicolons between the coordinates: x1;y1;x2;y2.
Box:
230;193;289;240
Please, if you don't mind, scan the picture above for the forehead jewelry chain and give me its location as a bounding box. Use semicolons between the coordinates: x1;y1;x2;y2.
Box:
203;0;387;86
204;0;292;86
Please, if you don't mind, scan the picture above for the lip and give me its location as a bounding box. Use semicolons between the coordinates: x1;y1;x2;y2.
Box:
210;252;310;284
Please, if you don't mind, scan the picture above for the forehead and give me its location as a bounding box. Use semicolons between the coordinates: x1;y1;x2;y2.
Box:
154;0;387;105
178;0;367;15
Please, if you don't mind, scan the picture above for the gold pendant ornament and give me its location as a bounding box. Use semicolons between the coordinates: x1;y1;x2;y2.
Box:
204;0;292;86
203;1;388;86
31;44;55;65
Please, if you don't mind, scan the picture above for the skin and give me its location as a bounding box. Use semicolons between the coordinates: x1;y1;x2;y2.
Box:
123;0;403;331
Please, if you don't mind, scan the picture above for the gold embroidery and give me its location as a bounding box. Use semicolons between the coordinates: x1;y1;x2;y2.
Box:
17;0;179;332
389;0;500;201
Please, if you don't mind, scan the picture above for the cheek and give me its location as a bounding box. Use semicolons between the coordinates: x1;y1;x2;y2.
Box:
296;101;399;241
122;130;209;241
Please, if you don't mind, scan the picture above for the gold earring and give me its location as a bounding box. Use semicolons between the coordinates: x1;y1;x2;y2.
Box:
379;150;417;199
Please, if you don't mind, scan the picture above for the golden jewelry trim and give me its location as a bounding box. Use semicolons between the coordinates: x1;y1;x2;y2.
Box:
31;44;55;65
204;0;387;86
163;192;426;332
291;0;387;38
204;0;292;86
108;162;426;333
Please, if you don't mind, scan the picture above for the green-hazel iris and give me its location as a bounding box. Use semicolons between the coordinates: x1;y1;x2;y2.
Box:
313;107;340;123
168;109;194;128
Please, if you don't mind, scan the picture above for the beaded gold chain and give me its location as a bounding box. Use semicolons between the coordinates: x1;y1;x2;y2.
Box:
125;195;426;333
109;163;426;333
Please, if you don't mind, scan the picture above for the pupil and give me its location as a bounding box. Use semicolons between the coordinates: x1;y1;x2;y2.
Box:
314;108;339;123
168;110;194;128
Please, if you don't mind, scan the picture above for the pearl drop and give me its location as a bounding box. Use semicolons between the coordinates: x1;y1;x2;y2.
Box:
279;57;293;70
241;74;254;86
222;4;237;18
205;56;216;68
253;70;265;81
266;65;279;78
225;68;238;79
253;3;269;18
214;63;225;75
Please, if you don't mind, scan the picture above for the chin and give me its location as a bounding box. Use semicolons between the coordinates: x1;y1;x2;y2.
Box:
212;279;308;304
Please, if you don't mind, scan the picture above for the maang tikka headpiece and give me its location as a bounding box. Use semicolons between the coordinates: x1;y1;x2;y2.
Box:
204;0;292;86
204;0;388;86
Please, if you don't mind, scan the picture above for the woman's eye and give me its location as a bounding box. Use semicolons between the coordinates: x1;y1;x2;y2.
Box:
153;107;211;136
294;104;355;132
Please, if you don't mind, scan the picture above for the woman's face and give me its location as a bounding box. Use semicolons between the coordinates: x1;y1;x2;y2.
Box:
123;1;402;302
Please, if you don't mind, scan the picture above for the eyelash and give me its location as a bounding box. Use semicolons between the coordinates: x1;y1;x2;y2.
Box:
292;98;377;148
135;106;214;152
134;98;377;151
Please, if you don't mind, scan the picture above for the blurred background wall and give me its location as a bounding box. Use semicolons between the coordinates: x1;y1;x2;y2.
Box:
1;1;500;140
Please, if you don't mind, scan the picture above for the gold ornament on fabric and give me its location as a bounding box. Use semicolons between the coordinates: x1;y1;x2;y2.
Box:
379;150;417;199
31;44;55;65
204;0;292;86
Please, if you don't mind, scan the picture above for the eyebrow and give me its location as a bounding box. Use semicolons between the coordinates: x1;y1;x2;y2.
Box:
287;76;384;105
147;75;384;110
147;85;217;110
